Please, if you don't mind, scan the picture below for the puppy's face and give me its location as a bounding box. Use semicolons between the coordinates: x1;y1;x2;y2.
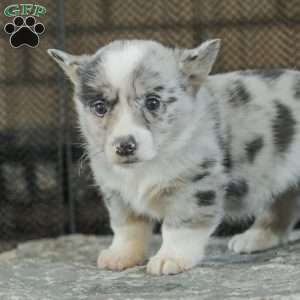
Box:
48;39;220;167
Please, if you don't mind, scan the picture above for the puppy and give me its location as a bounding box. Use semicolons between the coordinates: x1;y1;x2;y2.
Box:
48;39;300;275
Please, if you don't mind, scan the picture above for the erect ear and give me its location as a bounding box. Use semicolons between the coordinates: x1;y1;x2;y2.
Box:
177;39;221;93
47;49;90;84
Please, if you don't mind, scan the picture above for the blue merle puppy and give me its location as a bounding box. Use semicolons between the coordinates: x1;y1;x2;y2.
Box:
48;39;300;275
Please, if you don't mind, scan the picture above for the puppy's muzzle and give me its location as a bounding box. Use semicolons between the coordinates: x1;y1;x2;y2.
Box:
114;135;137;157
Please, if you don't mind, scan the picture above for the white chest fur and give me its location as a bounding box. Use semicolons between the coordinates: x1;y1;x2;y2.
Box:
91;158;175;219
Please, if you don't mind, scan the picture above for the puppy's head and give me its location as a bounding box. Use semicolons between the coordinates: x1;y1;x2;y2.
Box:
48;39;220;167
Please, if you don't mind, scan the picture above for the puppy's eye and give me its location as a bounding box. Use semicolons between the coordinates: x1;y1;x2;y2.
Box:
145;94;160;111
91;101;107;117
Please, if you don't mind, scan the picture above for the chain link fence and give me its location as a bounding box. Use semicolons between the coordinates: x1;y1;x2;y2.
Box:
1;0;300;252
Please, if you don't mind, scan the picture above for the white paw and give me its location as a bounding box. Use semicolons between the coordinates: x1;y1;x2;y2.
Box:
97;247;145;271
228;228;282;254
146;255;193;275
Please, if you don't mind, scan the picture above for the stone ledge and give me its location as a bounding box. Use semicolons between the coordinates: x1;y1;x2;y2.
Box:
0;233;300;300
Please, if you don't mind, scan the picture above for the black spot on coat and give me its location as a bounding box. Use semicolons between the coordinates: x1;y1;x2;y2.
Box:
254;69;284;80
241;69;284;80
293;75;300;99
228;80;251;106
195;190;216;206
192;171;210;182
153;86;164;92
272;101;296;153
225;179;249;210
223;150;232;171
226;180;248;198
166;97;177;104
245;136;264;163
222;129;233;171
259;69;284;80
201;159;216;169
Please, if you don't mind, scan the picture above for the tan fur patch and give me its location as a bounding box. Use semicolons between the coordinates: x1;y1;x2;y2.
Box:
145;178;184;215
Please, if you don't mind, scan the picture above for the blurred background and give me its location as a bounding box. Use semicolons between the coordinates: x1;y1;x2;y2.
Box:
1;0;300;253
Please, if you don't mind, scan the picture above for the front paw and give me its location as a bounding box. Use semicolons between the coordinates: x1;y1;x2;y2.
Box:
146;255;194;275
97;247;145;271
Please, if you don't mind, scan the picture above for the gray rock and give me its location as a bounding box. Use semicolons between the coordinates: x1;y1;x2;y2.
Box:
0;233;300;300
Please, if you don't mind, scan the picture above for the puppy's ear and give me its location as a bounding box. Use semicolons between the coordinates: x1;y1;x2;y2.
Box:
47;49;89;84
177;39;221;93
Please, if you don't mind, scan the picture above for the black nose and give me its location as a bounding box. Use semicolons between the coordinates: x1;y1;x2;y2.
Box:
115;136;137;157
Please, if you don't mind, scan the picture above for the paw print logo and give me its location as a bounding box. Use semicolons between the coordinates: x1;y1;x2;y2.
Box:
4;16;45;48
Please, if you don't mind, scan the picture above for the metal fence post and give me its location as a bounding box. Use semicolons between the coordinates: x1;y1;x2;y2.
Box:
56;0;76;234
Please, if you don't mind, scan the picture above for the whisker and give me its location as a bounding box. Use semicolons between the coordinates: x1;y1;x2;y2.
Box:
78;147;104;176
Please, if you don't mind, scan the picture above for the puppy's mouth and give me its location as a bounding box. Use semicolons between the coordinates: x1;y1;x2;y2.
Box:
117;158;140;166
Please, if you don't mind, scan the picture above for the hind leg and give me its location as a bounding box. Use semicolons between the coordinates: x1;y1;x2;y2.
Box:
229;185;300;254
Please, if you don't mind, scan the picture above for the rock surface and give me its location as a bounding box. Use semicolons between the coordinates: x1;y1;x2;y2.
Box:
0;233;300;300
